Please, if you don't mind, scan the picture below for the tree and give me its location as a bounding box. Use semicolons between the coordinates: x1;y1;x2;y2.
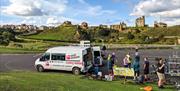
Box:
98;29;110;36
127;32;135;40
0;28;16;46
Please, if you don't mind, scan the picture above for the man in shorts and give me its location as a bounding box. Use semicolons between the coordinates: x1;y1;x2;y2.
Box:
157;58;166;88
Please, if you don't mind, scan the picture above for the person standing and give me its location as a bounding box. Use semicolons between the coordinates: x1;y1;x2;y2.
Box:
157;58;166;88
111;52;116;66
93;56;101;78
143;57;150;81
135;46;139;56
133;55;140;80
101;45;108;60
106;53;117;80
123;55;128;67
126;53;132;68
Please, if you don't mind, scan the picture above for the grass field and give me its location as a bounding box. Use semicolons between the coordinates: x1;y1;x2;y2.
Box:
0;47;43;54
0;71;175;91
26;26;77;42
0;38;70;53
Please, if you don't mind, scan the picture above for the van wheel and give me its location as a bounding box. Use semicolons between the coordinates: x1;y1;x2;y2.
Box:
72;67;80;75
37;65;44;72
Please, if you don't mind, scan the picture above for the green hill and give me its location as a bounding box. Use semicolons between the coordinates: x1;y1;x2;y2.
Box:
27;25;78;42
25;25;180;44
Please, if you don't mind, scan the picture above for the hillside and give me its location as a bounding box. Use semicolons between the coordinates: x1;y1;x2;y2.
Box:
27;25;78;42
25;25;180;44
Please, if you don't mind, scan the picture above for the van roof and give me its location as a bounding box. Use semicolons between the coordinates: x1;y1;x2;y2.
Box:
46;46;90;53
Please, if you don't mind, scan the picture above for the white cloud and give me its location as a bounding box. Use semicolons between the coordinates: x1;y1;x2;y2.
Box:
1;0;68;16
46;16;82;25
1;0;116;25
46;17;59;25
131;0;180;25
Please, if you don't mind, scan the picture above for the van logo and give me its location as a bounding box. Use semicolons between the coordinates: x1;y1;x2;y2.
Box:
66;54;80;60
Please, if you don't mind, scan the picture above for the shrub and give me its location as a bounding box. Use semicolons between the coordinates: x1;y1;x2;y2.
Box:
127;32;135;40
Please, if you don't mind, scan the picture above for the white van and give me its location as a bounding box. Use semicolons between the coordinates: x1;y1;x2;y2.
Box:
35;46;101;75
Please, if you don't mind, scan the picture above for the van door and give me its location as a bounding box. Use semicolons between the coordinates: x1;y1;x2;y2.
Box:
92;47;102;61
82;48;93;72
50;53;66;70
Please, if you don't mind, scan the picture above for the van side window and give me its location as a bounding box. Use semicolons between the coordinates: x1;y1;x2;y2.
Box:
51;53;65;61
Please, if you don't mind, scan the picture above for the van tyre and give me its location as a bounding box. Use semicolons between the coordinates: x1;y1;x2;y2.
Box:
37;65;44;72
72;67;80;75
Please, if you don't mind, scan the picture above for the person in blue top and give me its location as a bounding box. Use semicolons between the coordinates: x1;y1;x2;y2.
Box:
133;55;140;80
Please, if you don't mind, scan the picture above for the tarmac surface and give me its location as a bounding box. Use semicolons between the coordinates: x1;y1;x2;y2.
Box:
0;49;179;72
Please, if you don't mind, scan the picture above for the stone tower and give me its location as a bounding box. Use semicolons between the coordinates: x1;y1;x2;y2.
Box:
135;16;145;27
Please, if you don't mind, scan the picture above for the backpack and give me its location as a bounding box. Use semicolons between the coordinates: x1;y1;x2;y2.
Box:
138;75;145;83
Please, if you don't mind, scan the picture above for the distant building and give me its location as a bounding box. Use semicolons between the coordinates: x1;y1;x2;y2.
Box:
89;26;99;30
80;22;88;29
136;16;145;27
154;21;167;28
99;24;108;28
1;24;39;33
110;22;127;32
39;26;48;30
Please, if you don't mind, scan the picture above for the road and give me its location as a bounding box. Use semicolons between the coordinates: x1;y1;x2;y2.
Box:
0;49;180;72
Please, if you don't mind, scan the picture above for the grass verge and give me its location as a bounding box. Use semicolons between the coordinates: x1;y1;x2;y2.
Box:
0;71;175;91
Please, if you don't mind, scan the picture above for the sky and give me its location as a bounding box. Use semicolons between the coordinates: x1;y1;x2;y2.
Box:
0;0;180;26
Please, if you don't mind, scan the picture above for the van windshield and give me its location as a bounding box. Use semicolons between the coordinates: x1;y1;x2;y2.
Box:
40;53;50;61
83;48;93;67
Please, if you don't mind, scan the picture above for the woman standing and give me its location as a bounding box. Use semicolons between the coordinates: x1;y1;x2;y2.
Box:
133;55;140;80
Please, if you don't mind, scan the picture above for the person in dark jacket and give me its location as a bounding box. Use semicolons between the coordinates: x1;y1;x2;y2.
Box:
143;57;150;81
101;45;108;60
111;52;116;66
133;55;140;80
93;57;100;76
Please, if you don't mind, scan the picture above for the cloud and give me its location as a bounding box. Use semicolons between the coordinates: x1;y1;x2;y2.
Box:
46;17;59;25
1;0;68;16
130;0;180;25
131;0;180;16
48;16;82;24
1;0;116;25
